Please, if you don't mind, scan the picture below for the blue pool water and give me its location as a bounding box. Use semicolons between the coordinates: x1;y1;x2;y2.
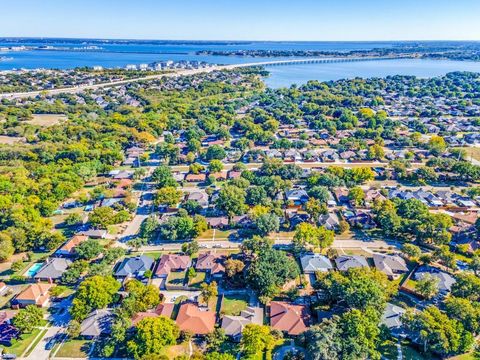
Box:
24;262;43;277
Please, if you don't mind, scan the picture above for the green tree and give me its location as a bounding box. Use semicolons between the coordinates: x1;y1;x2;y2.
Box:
64;213;83;226
152;165;177;188
247;248;299;299
254;213;280;236
127;316;180;359
208;160;224;173
88;206;116;229
216;185;247;218
0;231;14;262
348;187;365;207
428;135;447;155
293;223;334;251
402;243;421;259
71;275;120;321
75;239;103;260
415;274;440;299
155;186;182;207
451;273;480;301
12;305;43;333
241;324;279;360
200;281;218;305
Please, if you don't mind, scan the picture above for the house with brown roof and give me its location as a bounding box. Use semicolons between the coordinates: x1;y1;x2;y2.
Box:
269;301;310;335
175;303;216;335
131;303;175;326
185;173;206;182
55;235;88;257
13;283;53;308
155;254;192;278
195;252;225;279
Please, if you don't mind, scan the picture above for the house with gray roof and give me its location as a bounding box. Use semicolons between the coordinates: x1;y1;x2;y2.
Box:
34;258;72;282
318;212;340;231
373;253;408;279
221;306;263;341
114;255;153;279
80;309;114;338
381;303;406;338
335;255;369;272
413;266;456;294
300;254;333;274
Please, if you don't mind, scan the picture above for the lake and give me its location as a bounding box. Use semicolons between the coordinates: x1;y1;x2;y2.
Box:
263;59;480;88
2;39;480;88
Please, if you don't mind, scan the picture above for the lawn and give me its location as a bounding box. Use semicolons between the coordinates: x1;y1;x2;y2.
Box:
379;339;438;360
55;339;92;358
188;271;206;287
1;327;43;357
24;328;49;357
221;294;249;316
167;270;187;286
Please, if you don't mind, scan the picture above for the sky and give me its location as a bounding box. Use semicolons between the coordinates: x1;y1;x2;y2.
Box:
1;0;480;41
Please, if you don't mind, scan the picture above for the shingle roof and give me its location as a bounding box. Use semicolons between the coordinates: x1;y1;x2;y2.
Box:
80;309;114;337
300;254;333;273
115;255;153;277
373;253;408;276
335;255;369;271
34;258;71;280
221;306;263;337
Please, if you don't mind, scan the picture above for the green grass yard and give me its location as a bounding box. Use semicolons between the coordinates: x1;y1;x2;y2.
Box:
55;339;92;358
1;328;43;357
188;271;206;287
221;294;249;316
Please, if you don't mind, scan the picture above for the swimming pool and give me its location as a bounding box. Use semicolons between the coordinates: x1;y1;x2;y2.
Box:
24;263;43;277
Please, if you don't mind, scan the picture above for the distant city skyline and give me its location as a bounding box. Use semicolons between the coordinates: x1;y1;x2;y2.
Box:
2;0;480;41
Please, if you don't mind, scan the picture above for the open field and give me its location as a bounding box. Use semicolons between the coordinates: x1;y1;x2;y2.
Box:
0;135;25;144
26;114;67;126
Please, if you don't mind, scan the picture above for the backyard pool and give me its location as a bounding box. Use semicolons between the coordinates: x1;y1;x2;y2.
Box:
24;263;43;277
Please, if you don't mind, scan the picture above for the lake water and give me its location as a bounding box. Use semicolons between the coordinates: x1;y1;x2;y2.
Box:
263;59;480;88
1;39;480;88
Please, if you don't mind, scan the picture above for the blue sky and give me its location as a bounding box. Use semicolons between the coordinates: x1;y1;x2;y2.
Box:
2;0;480;41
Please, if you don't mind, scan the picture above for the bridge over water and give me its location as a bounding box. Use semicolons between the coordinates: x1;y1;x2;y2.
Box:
232;55;415;68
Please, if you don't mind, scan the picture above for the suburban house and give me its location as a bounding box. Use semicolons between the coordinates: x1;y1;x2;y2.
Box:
55;235;88;257
114;255;154;279
300;253;333;274
33;258;72;282
13;283;53;308
80;309;114;339
221;306;263;341
318;212;340;231
269;301;310;335
373;253;408;279
381;303;406;338
186;191;209;208
131;303;175;326
285;189;309;205
155;254;192;278
413;266;456;295
175;303;216;335
185;173;206;182
335;255;369;272
195;252;225;278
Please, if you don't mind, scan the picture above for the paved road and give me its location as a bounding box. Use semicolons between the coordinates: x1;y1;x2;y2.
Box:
133;237;399;252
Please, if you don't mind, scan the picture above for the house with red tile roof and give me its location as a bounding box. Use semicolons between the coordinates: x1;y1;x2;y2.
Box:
55;235;88;257
155;254;192;278
13;283;53;308
269;301;310;335
175;303;216;335
131;303;175;326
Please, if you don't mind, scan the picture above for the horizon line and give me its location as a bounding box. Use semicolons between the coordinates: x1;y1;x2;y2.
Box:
1;36;480;43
